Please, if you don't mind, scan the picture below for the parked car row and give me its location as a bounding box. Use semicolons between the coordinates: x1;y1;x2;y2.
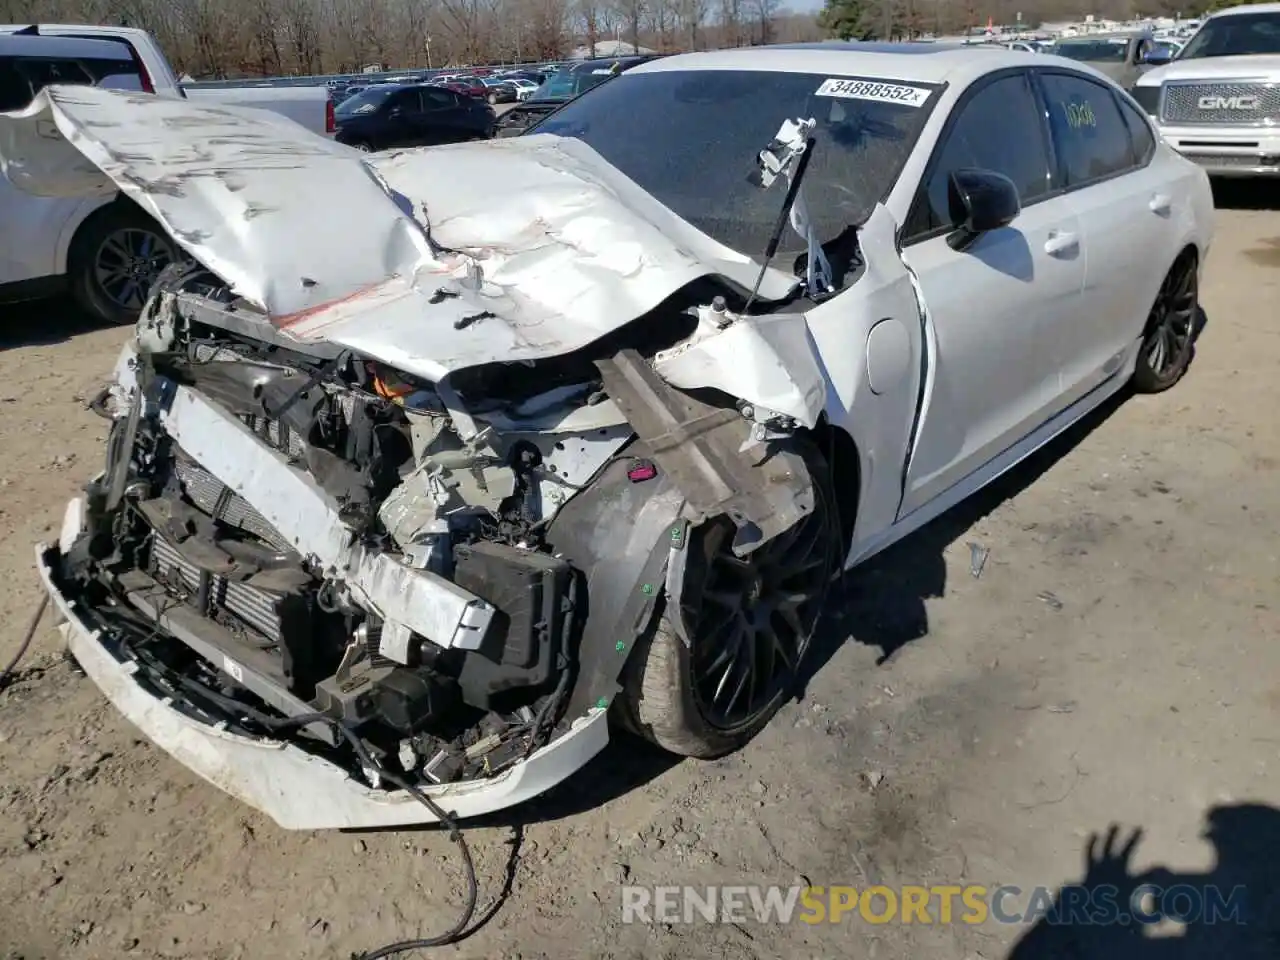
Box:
496;55;664;136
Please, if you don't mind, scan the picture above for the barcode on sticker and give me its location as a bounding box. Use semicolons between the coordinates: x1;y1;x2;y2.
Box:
815;78;931;107
222;656;244;683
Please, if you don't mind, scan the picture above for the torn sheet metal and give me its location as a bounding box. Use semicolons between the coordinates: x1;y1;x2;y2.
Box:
653;308;829;429
0;86;798;384
595;350;815;556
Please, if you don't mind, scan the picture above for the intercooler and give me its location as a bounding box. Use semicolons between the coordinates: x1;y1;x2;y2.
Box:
173;455;291;552
150;534;286;644
154;453;299;643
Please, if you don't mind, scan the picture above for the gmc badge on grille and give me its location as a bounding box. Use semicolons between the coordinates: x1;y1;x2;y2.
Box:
1198;95;1259;110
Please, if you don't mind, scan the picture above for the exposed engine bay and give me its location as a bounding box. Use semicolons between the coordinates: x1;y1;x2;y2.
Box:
46;264;820;820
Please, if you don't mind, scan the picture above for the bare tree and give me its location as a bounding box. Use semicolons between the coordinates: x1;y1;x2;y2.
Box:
438;0;501;64
677;0;708;49
613;0;645;52
576;0;601;56
716;0;743;48
748;0;777;44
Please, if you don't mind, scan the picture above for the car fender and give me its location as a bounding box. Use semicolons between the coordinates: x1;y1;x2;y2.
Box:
53;195;115;275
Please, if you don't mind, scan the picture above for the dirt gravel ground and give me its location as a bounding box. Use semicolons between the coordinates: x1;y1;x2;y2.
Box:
2;184;1278;960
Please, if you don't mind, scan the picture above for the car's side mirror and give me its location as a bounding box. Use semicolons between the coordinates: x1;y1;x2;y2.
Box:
946;167;1020;251
386;106;403;118
1143;51;1173;66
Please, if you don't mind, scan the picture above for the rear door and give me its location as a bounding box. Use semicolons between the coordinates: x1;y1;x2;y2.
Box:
381;88;424;147
0;49;140;288
1035;68;1174;395
900;69;1087;516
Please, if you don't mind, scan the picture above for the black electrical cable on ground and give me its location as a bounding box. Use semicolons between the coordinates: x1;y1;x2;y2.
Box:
0;594;48;692
159;673;480;959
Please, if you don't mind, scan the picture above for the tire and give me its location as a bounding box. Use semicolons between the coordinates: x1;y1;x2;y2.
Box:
616;443;840;759
68;201;180;326
349;140;374;153
487;93;497;105
1132;249;1199;394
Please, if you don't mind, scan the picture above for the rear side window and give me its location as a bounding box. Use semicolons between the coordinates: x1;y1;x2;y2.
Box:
1039;72;1135;186
423;88;454;109
909;72;1052;237
0;54;140;111
390;89;423;112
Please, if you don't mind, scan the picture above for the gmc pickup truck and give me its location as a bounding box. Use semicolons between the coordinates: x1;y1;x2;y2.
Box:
1131;3;1280;177
0;24;334;324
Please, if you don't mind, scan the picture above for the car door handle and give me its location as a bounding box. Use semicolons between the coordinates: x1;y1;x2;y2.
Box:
1044;230;1079;257
1149;193;1172;216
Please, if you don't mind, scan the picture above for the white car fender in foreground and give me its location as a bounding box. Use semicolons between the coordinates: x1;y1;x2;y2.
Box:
38;537;611;830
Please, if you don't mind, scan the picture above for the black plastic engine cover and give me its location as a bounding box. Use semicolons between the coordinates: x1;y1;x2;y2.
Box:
451;541;575;710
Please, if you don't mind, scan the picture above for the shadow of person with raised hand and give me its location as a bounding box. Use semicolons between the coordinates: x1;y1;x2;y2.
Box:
1007;804;1280;959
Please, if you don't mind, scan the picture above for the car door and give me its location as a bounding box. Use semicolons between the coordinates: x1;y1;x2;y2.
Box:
0;53;101;288
424;88;475;143
1035;69;1170;400
899;69;1087;517
381;88;425;147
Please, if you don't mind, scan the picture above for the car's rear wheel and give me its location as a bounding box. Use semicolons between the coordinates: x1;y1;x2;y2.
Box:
1133;249;1199;393
349;141;373;153
617;444;839;759
68;201;180;325
487;92;497;105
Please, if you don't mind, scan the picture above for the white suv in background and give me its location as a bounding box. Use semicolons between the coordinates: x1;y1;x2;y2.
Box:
1132;3;1280;177
0;31;181;323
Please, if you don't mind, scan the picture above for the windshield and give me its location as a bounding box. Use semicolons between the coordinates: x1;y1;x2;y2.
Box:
336;86;394;116
1049;38;1129;61
1179;13;1280;58
532;72;580;100
534;70;938;258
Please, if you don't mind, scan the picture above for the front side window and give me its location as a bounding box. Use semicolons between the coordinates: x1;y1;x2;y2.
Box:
910;72;1051;237
1039;72;1134;186
1180;13;1280;58
423;88;454;109
336;86;395;117
535;69;940;259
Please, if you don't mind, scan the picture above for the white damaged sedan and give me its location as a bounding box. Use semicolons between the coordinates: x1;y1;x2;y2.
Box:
3;43;1211;830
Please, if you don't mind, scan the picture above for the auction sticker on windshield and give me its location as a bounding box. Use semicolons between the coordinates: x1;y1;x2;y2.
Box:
815;78;931;107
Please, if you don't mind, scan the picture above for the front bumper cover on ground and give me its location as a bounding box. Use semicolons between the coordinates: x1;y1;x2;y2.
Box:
38;538;610;831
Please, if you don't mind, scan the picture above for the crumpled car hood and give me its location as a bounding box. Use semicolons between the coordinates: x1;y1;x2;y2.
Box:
0;86;802;385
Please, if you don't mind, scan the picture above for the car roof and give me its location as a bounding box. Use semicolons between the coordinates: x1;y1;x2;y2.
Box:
1210;2;1280;17
0;31;133;59
628;41;1040;87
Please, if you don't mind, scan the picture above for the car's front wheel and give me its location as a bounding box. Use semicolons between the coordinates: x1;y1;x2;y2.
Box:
1133;248;1199;393
617;444;840;759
